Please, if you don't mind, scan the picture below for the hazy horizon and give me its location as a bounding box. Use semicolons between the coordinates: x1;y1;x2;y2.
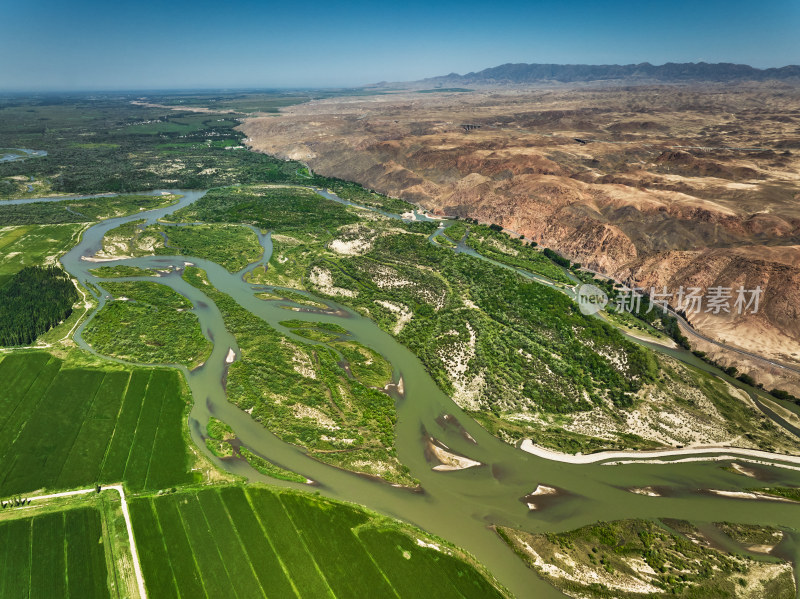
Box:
2;0;798;92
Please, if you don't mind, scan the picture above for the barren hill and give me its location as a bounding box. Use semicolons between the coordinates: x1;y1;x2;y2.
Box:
240;83;800;392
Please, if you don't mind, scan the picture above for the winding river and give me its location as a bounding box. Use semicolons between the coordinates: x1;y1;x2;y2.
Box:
20;187;799;597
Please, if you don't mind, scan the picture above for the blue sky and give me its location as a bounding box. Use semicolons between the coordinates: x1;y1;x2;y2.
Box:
2;0;798;90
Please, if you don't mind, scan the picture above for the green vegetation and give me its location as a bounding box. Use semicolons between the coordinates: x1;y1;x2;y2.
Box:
279;319;349;334
0;99;308;196
715;522;784;547
464;224;572;283
0;223;84;284
0;507;110;598
312;177;418;214
280;319;349;342
131;485;506;599
183;266;414;485
604;306;670;341
749;487;800;502
168;186;359;232
99;219;263;272
153;223;262;271
89;264;159;278
0;352;195;494
171;183;784;454
434;233;457;248
0;193;178;225
312;232;655;412
258;288;328;308
0;266;79;345
83;281;211;367
239;447;308;484
202;416;309;482
498;519;795;598
443;221;468;242
205;417;235;457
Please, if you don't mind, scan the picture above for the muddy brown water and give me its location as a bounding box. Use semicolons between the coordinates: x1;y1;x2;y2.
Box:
47;189;800;598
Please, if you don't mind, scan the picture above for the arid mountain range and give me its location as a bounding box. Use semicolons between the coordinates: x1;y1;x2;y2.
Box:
410;62;800;86
240;75;800;392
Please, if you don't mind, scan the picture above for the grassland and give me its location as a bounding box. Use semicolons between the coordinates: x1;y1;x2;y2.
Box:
83;281;212;368
0;507;110;598
0;223;85;283
131;485;506;599
183;266;414;485
498;519;795;598
0;351;195;495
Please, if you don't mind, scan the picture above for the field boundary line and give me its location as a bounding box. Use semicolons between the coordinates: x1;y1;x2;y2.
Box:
242;490;304;599
144;498;184;599
26;485;147;599
270;494;337;599
100;497;124;599
142;377;171;490
54;372;109;488
352;529;402;599
97;372;133;476
106;485;148;599
158;497;211;599
119;371;153;482
193;492;245;599
216;490;270;598
0;356;58;445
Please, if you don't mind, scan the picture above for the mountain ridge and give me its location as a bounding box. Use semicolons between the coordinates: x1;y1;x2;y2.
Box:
412;62;800;85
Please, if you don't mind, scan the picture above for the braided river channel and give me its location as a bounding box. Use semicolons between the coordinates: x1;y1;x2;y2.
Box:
13;187;796;597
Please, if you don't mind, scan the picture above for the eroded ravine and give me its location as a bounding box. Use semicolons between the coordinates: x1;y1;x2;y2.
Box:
54;188;800;598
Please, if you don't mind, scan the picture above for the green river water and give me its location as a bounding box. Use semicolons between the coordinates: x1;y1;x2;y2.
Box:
41;188;800;598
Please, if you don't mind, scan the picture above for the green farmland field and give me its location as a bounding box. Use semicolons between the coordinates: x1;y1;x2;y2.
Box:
0;223;85;287
132;485;505;599
0;507;110;598
0;352;194;495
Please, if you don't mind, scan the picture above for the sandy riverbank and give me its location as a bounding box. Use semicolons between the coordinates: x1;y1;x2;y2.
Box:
519;439;800;468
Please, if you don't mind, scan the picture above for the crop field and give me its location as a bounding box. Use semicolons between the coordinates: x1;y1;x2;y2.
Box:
132;485;505;599
0;352;194;495
0;507;110;598
84;281;212;367
0;223;84;282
